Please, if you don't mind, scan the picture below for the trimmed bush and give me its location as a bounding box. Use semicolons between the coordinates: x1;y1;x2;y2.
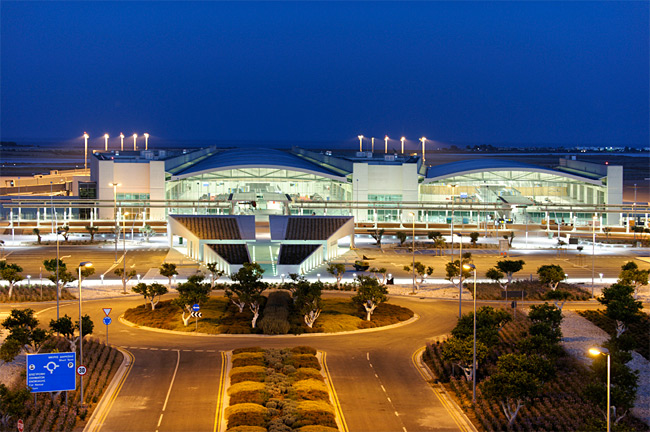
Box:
293;379;329;401
226;403;269;429
226;426;268;432
259;315;291;335
228;381;266;396
296;426;339;432
294;401;336;428
291;368;323;382
233;347;265;355
259;291;292;335
231;366;267;384
285;354;320;370
291;346;317;355
233;352;266;367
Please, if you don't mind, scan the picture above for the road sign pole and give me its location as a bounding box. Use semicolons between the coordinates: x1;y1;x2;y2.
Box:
106;323;109;345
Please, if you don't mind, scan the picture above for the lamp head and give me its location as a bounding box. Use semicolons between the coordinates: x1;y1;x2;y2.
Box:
420;136;426;142
144;133;149;138
385;135;389;140
104;133;109;138
358;135;363;139
463;263;475;270
120;133;124;138
133;133;138;138
79;261;93;268
401;136;405;141
83;133;89;139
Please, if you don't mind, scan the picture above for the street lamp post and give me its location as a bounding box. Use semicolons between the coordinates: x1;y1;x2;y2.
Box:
132;134;138;151
78;261;93;404
122;212;129;294
109;183;121;263
420;137;426;162
589;347;610;432
55;229;63;320
120;133;124;151
592;214;597;298
83;133;89;171
371;137;375;153
448;184;457;259
104;133;109;151
400;136;405;154
358;135;364;152
384;136;389;154
144;133;149;151
456;232;463;318
409;212;416;294
463;263;477;403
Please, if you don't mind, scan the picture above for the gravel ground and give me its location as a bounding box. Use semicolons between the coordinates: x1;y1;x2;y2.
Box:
561;310;650;426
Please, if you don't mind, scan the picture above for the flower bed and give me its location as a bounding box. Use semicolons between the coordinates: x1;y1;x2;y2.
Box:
17;336;123;432
0;286;75;302
424;311;648;431
471;280;590;301
224;346;340;432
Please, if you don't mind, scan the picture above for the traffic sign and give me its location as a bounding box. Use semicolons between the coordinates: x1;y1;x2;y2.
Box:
77;365;87;376
17;419;23;432
190;311;202;318
103;316;112;325
103;308;112;316
26;352;76;393
192;304;200;311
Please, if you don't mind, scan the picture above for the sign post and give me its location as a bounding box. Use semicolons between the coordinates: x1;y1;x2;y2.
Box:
103;308;112;345
192;304;200;330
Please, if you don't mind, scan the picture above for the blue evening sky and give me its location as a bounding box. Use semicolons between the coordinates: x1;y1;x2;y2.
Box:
1;1;648;148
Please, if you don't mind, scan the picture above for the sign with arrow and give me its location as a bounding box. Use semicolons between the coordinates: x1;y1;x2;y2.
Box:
190;311;202;318
192;304;200;312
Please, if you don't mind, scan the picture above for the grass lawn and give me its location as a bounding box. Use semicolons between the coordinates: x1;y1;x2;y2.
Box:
124;296;413;334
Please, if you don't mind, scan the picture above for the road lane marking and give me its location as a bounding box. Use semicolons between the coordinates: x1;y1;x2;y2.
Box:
403;427;408;432
157;349;180;430
207;350;216;352
394;411;399;417
387;397;392;403
321;351;349;432
369;363;373;368
88;348;135;432
380;385;386;393
182;349;192;352
366;352;370;360
195;349;204;352
150;348;158;350
213;351;227;432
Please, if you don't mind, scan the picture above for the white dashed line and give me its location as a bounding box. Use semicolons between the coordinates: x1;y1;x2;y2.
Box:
150;348;158;351
394;411;399;417
182;350;192;352
161;348;169;351
387;397;392;403
366;352;370;360
375;374;379;378
369;363;373;368
157;414;163;427
403;427;408;432
207;350;216;352
195;350;204;352
380;385;387;393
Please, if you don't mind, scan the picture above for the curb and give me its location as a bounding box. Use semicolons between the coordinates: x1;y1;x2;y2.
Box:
118;313;419;338
412;346;478;432
83;347;134;432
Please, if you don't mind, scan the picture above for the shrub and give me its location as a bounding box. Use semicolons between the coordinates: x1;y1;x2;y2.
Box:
296;426;339;432
285;354;320;370
294;401;336;428
231;366;267;384
291;346;317;355
259;316;291;335
226;403;269;428
291;368;323;382
233;352;266;367
233;347;265;355
226;426;267;432
228;381;266;396
259;291;292;335
293;379;329;401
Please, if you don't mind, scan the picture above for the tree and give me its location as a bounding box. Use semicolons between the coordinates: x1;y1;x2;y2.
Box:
403;262;434;288
396;231;408;246
482;353;555;426
0;384;30;430
114;267;137;294
85;225;99;242
451;306;512;347
33;228;42;244
0;263;23;299
76;314;94;338
159;263;178;290
352;276;388;321
598;283;643;337
369;267;388;284
58;224;70;242
79;265;95;288
1;309;47;361
133;282;168;310
469;232;479;246
227;263;267;328
537;264;564;291
527;302;563;344
49;314;78;351
43;258;75;289
428;231;446;256
445;257;471;286
487;260;525;301
370;228;385;245
326;263;345;289
293;277;323;328
205;263;225;289
139;224;154;242
543;289;571;310
441;336;488;381
0;339;22;365
174;275;211;326
617;261;649;299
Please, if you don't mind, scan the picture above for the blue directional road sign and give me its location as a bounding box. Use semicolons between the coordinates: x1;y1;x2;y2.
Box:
26;352;76;393
192;304;200;311
103;316;112;325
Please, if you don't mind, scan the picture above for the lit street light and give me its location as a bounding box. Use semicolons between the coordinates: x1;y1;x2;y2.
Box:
78;261;93;404
358;135;364;152
400;136;405;154
420;137;426;162
592;213;597;298
120;133;124;151
109;182;121;262
83;132;89;170
104;133;109;151
132;133;138;151
409;212;416;294
463;262;477;403
456;232;463;318
589;347;611;432
144;133;150;150
371;137;375;153
384;135;389;154
122;212;129;293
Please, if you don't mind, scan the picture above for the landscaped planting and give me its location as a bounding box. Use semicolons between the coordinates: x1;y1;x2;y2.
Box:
470;280;590;301
0;285;75;302
125;296;413;334
225;346;340;432
424;308;647;431
578;309;650;360
12;336;123;432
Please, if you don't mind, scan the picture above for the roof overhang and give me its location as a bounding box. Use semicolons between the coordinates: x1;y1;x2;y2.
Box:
169;164;348;182
424;166;603;186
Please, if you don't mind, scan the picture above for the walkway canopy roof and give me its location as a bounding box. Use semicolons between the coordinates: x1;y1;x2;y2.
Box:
423;159;603;185
169;148;350;182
